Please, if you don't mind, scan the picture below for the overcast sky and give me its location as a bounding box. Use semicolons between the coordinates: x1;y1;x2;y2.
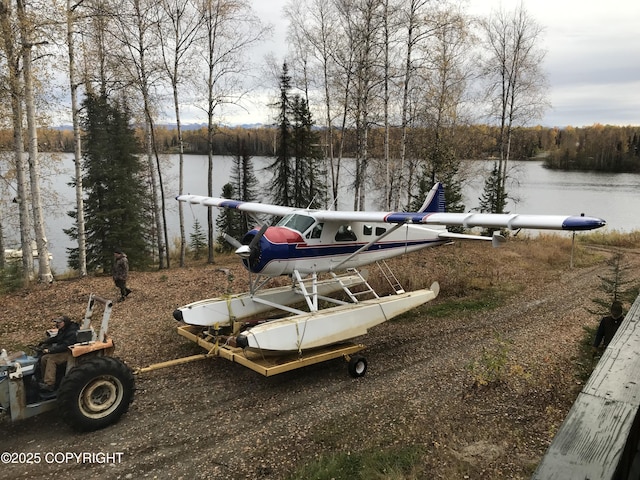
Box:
220;0;640;128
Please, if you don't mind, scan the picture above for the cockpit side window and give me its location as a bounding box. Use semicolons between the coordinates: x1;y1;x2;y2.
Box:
277;214;316;235
307;223;324;239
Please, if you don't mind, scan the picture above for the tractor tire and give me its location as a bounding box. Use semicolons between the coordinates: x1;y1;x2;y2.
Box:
57;356;135;431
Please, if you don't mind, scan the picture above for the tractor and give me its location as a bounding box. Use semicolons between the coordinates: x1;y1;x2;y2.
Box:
0;294;134;431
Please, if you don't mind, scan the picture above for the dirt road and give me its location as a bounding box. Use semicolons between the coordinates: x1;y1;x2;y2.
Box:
2;239;634;479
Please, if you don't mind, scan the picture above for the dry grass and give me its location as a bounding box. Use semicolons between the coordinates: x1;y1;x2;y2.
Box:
579;228;640;248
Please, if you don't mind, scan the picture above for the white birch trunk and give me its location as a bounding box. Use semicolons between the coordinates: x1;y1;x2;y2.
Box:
0;1;34;281
17;0;52;283
67;0;87;276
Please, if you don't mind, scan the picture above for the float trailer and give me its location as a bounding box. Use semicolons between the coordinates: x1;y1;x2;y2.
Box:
136;324;368;378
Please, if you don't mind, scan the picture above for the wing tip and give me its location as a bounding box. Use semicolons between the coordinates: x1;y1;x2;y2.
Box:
563;215;607;231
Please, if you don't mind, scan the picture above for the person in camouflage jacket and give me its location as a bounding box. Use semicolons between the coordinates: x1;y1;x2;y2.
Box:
113;248;132;302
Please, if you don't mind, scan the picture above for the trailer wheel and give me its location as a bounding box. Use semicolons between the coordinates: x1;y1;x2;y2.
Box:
57;356;135;431
348;355;367;378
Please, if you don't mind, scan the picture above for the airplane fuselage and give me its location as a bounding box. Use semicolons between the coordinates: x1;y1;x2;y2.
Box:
241;214;449;276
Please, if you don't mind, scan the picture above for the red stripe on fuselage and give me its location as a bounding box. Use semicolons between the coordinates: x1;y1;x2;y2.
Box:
264;227;305;244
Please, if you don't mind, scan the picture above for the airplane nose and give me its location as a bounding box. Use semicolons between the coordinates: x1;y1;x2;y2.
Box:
235;245;251;258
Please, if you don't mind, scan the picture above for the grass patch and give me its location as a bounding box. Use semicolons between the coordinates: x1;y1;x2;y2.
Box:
286;445;424;480
392;280;523;324
427;293;504;318
578;229;640;248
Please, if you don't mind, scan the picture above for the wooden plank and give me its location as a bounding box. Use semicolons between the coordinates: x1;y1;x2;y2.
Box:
217;343;365;376
532;396;636;479
532;295;640;479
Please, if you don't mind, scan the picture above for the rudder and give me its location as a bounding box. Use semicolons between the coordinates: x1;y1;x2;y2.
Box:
418;183;446;213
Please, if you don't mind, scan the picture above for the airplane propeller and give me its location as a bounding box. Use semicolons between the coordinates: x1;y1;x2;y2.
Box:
224;234;243;250
225;224;269;265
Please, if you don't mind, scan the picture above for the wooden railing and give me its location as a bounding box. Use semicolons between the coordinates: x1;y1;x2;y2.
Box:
532;294;640;479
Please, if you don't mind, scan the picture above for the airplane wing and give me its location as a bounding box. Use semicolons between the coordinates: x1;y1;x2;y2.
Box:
177;195;298;218
176;183;606;232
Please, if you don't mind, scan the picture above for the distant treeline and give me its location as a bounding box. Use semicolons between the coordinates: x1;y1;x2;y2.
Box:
3;123;639;172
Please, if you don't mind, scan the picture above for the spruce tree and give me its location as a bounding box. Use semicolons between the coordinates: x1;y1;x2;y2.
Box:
291;95;327;208
478;162;508;214
478;162;508;235
215;183;244;252
268;62;326;209
267;62;294;207
231;134;259;234
65;93;152;272
189;219;207;259
589;252;639;315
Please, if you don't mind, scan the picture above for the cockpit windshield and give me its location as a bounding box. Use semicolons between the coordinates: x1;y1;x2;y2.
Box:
276;214;316;234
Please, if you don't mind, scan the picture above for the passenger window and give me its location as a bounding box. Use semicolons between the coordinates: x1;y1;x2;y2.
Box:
363;225;372;235
335;225;357;242
375;227;386;236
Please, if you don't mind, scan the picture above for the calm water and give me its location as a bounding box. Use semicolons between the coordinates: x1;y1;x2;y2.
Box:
4;154;639;272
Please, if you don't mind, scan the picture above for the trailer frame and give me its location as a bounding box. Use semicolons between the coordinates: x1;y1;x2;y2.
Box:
136;325;368;378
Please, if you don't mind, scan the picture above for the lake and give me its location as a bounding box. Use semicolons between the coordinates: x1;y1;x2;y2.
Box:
3;154;639;272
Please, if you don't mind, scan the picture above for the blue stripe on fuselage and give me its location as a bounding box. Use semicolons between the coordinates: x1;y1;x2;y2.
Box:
247;237;443;273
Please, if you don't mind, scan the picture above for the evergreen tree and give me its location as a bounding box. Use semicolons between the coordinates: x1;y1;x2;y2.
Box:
268;62;326;209
65;93;152;272
189;219;207;260
291;95;327;208
267;62;294;208
409;143;465;214
478;162;508;214
231;134;259;234
215;183;244;252
478;162;508;235
589;252;639;315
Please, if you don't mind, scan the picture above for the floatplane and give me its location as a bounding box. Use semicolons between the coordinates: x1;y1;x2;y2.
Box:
169;183;605;377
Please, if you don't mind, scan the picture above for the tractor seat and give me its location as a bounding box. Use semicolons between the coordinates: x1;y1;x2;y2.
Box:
75;329;94;343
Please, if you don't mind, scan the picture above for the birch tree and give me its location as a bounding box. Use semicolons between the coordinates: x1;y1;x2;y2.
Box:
478;3;548;214
0;0;33;281
286;0;342;208
195;0;267;263
413;4;471;213
157;0;202;267
339;0;384;211
65;0;87;276
15;0;53;283
393;0;441;210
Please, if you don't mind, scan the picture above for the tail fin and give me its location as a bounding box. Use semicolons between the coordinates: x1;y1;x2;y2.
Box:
417;183;446;213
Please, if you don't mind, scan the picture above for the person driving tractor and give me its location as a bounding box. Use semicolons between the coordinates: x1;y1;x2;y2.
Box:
38;316;79;391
